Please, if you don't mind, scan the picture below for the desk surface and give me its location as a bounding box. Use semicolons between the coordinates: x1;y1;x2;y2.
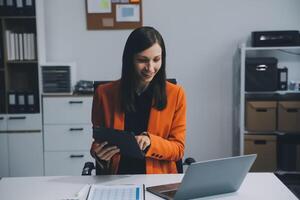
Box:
0;173;297;200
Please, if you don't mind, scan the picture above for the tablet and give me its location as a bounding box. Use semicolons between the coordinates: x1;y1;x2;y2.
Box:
93;127;145;159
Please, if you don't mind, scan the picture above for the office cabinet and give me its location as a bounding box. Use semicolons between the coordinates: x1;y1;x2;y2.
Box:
43;95;93;176
0;114;43;177
8;132;43;177
0;0;45;177
233;43;300;173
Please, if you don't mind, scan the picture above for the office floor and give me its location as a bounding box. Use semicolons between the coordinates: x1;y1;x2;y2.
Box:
275;173;300;199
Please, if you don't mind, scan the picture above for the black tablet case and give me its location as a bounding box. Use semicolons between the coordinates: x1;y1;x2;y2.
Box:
93;127;145;159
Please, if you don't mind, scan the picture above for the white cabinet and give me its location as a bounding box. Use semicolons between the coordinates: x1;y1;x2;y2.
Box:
8;132;44;177
233;44;300;172
43;96;93;176
0;114;43;177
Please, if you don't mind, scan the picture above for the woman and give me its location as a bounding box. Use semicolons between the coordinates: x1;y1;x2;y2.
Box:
91;26;186;174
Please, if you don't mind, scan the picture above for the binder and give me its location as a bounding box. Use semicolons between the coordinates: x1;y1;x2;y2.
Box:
278;67;288;90
15;0;24;15
24;0;35;16
0;0;5;16
26;92;36;112
5;0;16;16
17;92;26;113
8;92;17;113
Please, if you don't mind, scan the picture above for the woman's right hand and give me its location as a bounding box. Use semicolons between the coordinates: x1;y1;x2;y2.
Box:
92;141;120;161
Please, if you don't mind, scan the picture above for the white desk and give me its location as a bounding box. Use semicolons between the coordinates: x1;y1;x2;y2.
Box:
0;173;297;200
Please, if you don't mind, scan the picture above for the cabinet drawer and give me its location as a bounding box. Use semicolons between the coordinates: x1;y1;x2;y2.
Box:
44;151;93;176
43;97;92;124
7;114;42;131
44;125;93;151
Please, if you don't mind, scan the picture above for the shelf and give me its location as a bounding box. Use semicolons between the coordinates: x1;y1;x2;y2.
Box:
244;46;300;51
275;170;300;175
245;132;300;136
0;16;35;19
7;60;38;64
245;91;300;95
240;43;300;51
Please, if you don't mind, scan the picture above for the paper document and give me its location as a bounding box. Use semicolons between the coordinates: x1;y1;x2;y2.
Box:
87;184;145;200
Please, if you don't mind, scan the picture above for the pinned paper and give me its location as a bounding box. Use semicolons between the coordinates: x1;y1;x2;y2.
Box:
102;18;114;27
87;0;112;13
116;4;140;22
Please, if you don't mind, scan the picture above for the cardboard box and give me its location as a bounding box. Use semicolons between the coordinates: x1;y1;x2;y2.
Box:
245;134;277;172
278;101;300;133
246;101;277;131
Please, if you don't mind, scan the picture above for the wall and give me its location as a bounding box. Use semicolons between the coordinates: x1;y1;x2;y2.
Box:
43;0;300;161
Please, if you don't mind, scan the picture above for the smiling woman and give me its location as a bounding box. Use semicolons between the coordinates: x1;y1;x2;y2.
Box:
90;26;187;175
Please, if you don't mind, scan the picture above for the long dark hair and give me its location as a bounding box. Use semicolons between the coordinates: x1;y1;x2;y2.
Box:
120;26;167;112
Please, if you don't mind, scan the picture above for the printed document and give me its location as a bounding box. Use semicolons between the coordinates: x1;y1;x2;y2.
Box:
87;184;144;200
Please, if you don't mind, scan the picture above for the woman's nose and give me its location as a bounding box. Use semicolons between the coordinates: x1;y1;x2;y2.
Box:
146;61;155;72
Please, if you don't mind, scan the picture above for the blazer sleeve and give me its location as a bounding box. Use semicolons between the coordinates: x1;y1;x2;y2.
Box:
146;86;186;161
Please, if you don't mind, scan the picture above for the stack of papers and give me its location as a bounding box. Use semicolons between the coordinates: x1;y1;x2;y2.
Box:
87;184;145;200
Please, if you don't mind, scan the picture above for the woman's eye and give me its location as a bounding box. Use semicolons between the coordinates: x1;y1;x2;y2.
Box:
137;58;148;63
154;58;161;62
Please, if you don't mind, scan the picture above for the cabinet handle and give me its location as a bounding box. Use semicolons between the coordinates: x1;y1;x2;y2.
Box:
254;140;266;145
69;128;84;131
256;109;267;112
8;116;26;120
287;109;298;113
256;64;268;71
0;117;4;120
69;101;83;104
70;154;84;158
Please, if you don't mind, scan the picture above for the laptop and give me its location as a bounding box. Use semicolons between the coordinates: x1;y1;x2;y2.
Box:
147;154;256;200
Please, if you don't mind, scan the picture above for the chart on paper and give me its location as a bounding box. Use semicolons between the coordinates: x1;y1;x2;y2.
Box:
87;184;144;200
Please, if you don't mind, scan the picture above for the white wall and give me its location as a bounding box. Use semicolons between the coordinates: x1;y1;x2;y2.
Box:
43;0;300;162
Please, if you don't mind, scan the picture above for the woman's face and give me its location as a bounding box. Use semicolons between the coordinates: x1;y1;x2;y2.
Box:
133;43;162;86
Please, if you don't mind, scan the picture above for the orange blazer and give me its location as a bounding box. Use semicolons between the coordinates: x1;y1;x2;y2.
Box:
91;80;186;174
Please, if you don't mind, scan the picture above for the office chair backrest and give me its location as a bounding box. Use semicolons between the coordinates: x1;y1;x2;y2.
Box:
93;79;185;174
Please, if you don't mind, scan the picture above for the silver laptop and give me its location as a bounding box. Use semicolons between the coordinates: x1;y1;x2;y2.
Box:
147;154;256;200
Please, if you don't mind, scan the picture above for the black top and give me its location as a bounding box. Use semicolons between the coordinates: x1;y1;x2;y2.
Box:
117;86;153;174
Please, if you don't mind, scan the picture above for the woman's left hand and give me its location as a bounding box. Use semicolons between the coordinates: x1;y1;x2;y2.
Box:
135;132;151;151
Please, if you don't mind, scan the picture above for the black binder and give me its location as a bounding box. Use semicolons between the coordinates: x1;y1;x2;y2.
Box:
8;92;17;113
17;92;26;113
93;127;145;159
278;67;288;90
24;0;35;16
5;0;16;16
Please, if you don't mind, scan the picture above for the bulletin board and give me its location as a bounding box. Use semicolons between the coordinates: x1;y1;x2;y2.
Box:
85;0;143;30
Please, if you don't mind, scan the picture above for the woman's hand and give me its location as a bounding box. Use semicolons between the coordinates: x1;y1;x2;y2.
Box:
92;141;120;161
135;132;151;151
